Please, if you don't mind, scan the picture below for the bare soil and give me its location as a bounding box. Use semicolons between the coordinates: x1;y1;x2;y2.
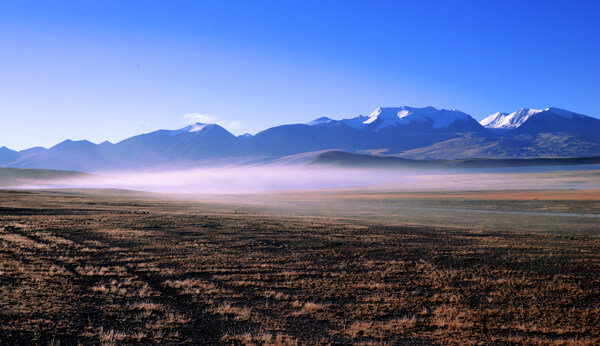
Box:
0;189;598;344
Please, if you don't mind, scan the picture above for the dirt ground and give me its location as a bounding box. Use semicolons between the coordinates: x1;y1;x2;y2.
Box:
0;189;599;344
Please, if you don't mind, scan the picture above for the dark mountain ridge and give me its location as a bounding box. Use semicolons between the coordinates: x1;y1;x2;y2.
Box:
309;150;600;169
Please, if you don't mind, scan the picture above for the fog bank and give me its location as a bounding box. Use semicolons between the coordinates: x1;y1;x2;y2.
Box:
22;165;600;193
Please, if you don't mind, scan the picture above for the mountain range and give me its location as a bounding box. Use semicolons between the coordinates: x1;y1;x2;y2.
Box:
2;106;599;172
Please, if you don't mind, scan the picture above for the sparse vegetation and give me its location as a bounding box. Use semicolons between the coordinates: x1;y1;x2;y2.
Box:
0;189;598;344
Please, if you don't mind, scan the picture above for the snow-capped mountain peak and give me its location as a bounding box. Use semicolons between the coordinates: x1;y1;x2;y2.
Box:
479;108;544;129
169;123;213;135
479;112;509;128
360;106;471;130
182;123;210;132
479;107;585;129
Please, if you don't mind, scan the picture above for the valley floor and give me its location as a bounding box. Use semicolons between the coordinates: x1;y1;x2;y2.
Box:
0;189;599;344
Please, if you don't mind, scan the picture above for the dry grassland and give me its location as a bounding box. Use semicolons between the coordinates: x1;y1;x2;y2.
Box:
0;189;598;344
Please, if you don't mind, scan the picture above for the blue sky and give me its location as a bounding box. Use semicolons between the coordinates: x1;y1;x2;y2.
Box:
1;0;599;150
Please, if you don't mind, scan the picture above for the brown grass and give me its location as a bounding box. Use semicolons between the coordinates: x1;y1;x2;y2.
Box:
0;189;598;344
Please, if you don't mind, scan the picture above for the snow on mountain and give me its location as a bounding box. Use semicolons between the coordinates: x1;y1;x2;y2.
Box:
480;109;543;129
2;105;597;172
479;112;509;128
172;123;211;134
352;106;472;130
167;123;220;136
479;107;588;129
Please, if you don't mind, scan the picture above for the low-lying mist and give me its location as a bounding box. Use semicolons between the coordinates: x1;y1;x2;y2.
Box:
42;167;415;193
5;165;598;235
24;165;600;194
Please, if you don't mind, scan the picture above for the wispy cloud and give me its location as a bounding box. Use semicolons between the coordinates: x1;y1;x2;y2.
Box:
183;113;244;133
184;113;218;123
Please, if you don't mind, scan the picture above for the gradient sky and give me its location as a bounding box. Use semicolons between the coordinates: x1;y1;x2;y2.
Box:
1;0;599;150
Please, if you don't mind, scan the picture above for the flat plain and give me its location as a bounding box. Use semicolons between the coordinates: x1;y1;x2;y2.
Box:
0;186;599;344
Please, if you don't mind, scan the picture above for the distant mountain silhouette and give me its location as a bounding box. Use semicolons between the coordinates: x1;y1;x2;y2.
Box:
2;106;599;172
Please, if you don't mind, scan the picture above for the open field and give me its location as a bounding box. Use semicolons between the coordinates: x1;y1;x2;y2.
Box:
184;188;600;236
0;188;599;344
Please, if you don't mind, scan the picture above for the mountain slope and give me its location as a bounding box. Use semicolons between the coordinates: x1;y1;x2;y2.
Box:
111;123;240;166
362;106;475;130
310;150;600;168
480;109;542;129
399;133;600;159
1;106;598;172
8;140;115;171
245;106;488;157
336;106;484;132
0;146;19;165
480;107;600;134
515;108;600;137
232;122;372;156
8;123;241;171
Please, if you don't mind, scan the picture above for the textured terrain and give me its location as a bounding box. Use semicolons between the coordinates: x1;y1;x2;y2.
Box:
1;189;599;344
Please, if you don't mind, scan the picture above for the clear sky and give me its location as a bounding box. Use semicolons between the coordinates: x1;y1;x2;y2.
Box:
1;0;599;150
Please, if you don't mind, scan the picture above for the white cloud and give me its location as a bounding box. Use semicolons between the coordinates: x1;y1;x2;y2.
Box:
184;113;218;123
226;120;243;130
183;113;244;134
